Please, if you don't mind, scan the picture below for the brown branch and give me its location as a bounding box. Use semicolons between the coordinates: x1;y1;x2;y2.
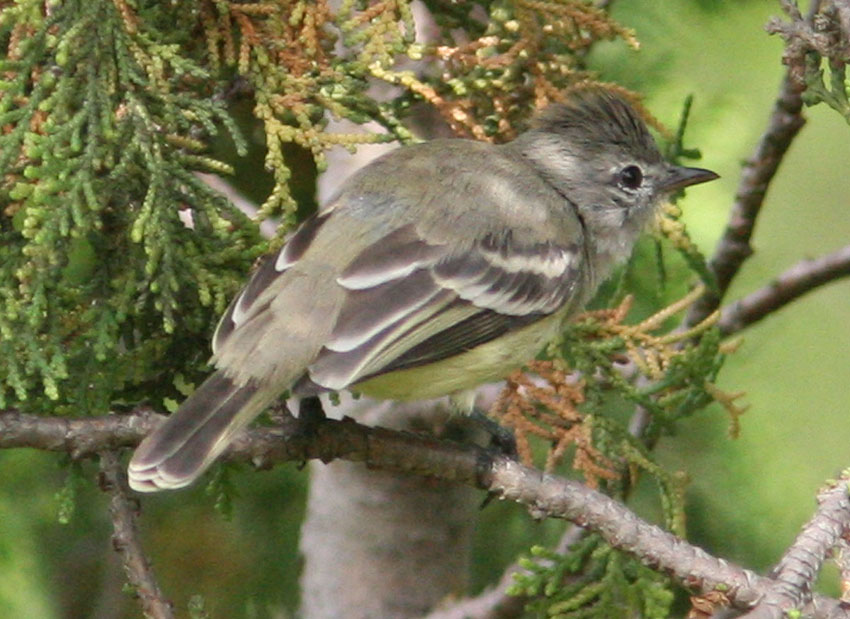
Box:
685;71;805;327
766;0;849;88
429;369;652;619
685;0;843;328
1;408;849;617
718;245;850;336
741;474;850;619
482;458;848;619
99;451;173;619
0;407;159;456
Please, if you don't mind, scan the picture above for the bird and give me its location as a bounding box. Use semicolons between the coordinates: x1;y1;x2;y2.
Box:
128;86;718;491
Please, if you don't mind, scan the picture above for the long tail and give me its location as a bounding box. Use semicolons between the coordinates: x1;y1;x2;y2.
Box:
128;371;270;492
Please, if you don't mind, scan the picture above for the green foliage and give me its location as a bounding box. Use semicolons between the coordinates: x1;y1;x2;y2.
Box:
510;539;674;618
558;321;725;441
0;1;729;615
544;305;725;521
188;594;210;619
659;95;718;294
801;52;850;122
205;462;238;520
0;1;262;415
199;0;638;225
54;460;84;524
0;0;642;417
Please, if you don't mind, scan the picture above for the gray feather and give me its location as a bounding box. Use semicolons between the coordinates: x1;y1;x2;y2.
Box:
327;269;444;352
363;304;544;376
213;212;332;354
309;289;458;389
128;372;266;491
337;224;443;289
308;230;582;390
432;234;582;315
275;211;331;271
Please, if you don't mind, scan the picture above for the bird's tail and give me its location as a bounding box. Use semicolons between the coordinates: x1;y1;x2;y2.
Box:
128;371;271;492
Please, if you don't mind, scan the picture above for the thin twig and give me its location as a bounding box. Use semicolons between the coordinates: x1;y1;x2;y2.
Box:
740;474;850;619
718;244;850;336
423;524;587;619
423;562;527;619
1;408;848;617
99;451;173;619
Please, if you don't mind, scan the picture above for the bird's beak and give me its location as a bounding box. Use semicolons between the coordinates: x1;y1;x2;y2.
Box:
660;166;719;193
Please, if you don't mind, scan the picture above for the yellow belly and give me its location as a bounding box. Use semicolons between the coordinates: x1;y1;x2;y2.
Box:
352;312;565;401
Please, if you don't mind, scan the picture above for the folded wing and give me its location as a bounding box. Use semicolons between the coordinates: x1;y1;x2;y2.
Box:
307;225;583;391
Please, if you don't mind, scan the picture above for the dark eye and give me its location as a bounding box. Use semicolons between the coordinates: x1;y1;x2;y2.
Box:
618;165;643;190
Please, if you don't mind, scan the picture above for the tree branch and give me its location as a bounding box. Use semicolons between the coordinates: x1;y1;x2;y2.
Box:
685;0;846;329
741;474;850;619
99;451;173;619
685;71;805;328
2;408;849;617
0;407;159;456
422;555;526;619
718;244;850;336
423;525;586;619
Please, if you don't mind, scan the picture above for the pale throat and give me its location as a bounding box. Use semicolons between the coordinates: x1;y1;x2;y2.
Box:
584;206;647;286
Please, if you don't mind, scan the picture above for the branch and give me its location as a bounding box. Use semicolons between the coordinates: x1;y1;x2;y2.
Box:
1;408;848;617
741;474;850;619
480;456;847;618
423;561;526;619
718;244;850;336
423;525;586;619
99;451;173;619
685;71;805;327
0;407;159;456
766;0;847;90
428;371;655;619
686;0;850;329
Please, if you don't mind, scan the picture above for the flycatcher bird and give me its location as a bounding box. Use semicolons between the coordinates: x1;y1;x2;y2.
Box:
128;87;718;492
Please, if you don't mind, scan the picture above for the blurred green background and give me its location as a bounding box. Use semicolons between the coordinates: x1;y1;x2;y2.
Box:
2;0;850;616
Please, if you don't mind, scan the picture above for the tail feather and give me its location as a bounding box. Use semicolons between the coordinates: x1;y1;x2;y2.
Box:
128;372;269;492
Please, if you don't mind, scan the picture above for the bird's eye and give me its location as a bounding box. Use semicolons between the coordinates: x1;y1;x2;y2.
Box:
618;165;644;190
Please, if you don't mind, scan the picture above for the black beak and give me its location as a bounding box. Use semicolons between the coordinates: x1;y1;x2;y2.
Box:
660;166;719;193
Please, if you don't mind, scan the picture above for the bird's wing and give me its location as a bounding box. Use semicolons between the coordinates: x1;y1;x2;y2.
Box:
212;210;333;356
307;223;585;390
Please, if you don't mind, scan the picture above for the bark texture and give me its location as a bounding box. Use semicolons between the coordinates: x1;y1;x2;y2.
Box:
298;396;482;619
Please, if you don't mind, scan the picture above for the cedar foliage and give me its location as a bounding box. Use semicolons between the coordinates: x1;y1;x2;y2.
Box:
1;2;732;616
